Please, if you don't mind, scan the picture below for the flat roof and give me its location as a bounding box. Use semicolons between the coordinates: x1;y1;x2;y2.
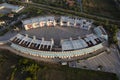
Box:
0;3;24;13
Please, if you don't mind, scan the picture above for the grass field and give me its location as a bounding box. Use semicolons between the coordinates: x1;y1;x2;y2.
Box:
0;50;119;80
82;0;120;20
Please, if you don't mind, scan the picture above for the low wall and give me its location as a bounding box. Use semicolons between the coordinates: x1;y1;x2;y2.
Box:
0;41;8;45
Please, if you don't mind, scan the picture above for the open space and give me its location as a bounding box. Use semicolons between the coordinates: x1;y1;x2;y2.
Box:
20;26;92;45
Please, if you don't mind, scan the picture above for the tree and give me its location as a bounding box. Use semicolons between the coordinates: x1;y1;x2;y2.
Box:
105;20;109;26
25;77;32;80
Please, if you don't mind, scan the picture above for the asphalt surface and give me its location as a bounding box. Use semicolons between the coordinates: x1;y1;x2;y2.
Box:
69;45;120;79
0;31;18;41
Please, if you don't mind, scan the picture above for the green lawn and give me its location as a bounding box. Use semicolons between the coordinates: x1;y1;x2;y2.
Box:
0;50;119;80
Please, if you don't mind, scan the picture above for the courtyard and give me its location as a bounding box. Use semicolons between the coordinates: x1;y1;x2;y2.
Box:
20;26;93;45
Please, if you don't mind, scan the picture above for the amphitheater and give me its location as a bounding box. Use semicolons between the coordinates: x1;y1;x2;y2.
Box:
10;16;108;59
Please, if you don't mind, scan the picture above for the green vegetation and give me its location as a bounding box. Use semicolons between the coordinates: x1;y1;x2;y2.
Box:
5;0;120;44
0;50;119;80
0;1;3;3
105;24;119;44
1;0;118;44
20;7;43;16
1;0;119;44
0;14;4;17
9;0;120;25
0;12;16;22
28;0;120;20
17;6;48;19
10;68;17;80
0;50;20;80
32;0;80;11
82;0;120;20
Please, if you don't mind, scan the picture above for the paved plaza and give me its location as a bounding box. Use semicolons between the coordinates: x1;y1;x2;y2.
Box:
20;26;92;45
0;31;18;41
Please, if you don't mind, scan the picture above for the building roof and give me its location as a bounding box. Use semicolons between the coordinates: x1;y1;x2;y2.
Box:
22;16;55;25
0;3;24;13
94;26;107;36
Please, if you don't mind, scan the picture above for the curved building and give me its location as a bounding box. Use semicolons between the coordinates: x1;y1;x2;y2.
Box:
10;16;107;59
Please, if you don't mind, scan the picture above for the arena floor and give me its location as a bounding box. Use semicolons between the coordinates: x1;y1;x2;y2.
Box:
20;26;93;45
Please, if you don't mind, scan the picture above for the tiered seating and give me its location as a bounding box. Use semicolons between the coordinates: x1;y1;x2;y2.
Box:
11;34;24;44
72;39;88;50
79;39;88;48
61;34;102;51
61;39;74;51
61;37;88;51
71;40;82;49
39;38;54;51
29;39;41;49
19;35;32;47
94;26;108;40
86;34;102;45
11;33;102;52
11;34;54;51
84;37;93;47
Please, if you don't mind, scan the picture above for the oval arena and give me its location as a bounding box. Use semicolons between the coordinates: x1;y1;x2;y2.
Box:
10;16;108;60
